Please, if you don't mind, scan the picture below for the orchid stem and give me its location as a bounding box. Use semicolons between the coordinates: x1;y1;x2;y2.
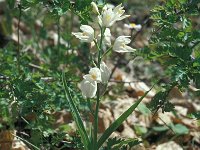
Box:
17;4;21;74
57;17;60;57
87;99;94;116
101;46;113;59
93;27;106;150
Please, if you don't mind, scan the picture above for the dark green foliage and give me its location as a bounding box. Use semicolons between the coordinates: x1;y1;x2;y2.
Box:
148;90;174;113
44;0;71;16
188;111;200;119
0;43;70;148
102;137;141;150
1;0;93;147
1;0;200;148
7;0;15;9
7;0;92;23
142;0;200;113
69;0;93;24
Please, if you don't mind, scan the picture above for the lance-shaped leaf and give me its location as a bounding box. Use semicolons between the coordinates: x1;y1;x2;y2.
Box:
62;72;90;150
97;87;153;149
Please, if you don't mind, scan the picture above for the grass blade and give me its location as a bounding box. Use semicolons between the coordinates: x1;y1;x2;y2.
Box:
97;87;153;149
62;72;90;150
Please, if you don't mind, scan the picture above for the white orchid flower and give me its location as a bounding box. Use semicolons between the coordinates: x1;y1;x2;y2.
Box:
124;23;142;31
99;3;129;27
102;3;115;11
100;62;111;83
99;8;115;27
88;67;102;83
97;28;112;46
72;25;94;43
113;36;136;53
112;4;130;22
80;75;97;98
80;67;101;98
91;2;99;15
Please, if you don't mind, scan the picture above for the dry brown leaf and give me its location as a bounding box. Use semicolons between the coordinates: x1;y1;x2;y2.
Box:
168;87;183;99
0;130;15;149
98;108;114;133
12;139;30;150
53;110;72;128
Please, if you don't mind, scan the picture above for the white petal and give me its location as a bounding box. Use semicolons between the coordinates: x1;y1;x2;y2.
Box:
101;9;115;27
113;36;136;53
114;46;136;53
135;24;142;31
113;3;123;12
100;3;129;27
72;25;94;43
80;25;94;33
104;28;111;37
98;15;103;26
97;28;112;46
89;67;102;82
100;62;111;83
124;23;142;31
91;2;99;15
72;32;82;37
103;3;115;11
83;74;93;81
80;79;97;98
116;36;131;44
116;15;130;21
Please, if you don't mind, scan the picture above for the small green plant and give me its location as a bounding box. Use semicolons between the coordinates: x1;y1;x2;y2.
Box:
142;0;200;114
62;2;153;149
1;0;199;149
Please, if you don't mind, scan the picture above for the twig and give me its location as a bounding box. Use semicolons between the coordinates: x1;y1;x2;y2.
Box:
130;17;151;45
41;77;56;82
11;133;40;150
148;24;165;40
108;57;121;81
108;53;134;81
109;79;141;83
156;116;176;134
29;63;44;70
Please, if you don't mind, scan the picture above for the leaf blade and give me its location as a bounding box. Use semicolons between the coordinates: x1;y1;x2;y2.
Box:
62;72;90;150
97;87;153;149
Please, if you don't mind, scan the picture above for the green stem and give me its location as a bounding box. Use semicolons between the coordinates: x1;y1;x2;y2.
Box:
93;27;106;150
57;17;60;56
101;46;113;59
93;88;100;149
17;4;21;74
87;99;94;116
93;40;101;52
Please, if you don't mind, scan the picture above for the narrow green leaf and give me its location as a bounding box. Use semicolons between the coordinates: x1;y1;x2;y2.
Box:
62;72;90;150
137;103;151;116
7;0;15;9
97;87;153;149
171;124;189;135
112;138;141;149
152;126;169;132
